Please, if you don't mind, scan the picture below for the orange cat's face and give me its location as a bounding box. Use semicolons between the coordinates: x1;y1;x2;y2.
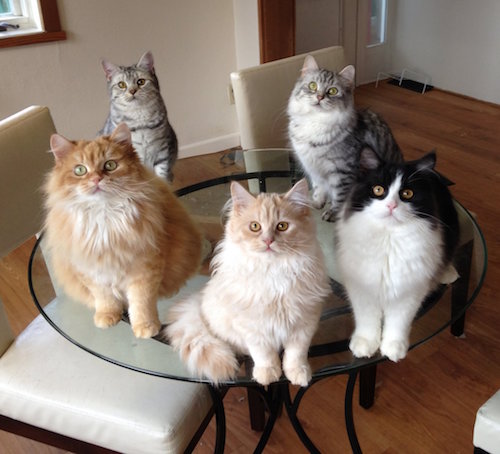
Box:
48;126;145;202
226;180;313;256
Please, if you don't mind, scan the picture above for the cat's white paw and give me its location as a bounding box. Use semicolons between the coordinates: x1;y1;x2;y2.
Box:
132;320;161;339
94;311;122;328
380;339;408;362
349;335;380;358
253;365;282;386
284;363;312;387
440;264;459;284
311;190;326;210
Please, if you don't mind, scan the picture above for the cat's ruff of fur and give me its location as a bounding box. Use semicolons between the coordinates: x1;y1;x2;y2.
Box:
44;123;202;339
166;179;331;386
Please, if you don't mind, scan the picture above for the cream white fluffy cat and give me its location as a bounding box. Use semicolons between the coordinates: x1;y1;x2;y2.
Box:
166;179;331;386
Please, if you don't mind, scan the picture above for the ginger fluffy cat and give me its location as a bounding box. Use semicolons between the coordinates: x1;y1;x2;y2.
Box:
44;123;202;338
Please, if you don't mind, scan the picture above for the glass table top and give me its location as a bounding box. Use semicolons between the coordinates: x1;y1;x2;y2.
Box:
29;149;488;386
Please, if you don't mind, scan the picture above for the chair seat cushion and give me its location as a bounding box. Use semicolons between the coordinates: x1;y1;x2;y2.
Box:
0;313;212;454
474;390;500;454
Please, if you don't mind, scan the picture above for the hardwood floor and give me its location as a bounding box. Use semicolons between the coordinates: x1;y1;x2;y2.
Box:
1;81;499;453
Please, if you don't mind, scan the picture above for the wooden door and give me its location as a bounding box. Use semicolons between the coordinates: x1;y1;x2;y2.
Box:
258;0;295;63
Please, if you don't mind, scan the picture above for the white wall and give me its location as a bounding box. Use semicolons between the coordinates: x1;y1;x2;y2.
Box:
391;0;500;104
1;0;239;158
232;0;259;69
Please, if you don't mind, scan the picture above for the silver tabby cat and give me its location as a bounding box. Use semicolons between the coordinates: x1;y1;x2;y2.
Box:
288;56;403;220
99;51;178;181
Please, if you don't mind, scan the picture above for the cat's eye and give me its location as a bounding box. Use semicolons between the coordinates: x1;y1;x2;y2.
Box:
137;78;146;86
401;189;414;200
372;185;385;197
276;222;289;232
118;81;127;89
73;165;87;176
327;87;338;96
308;81;318;92
104;160;118;171
249;222;261;232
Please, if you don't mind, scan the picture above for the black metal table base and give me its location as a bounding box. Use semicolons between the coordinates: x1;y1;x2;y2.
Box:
208;370;366;454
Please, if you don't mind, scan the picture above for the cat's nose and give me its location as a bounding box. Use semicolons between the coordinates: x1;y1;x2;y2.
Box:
317;94;324;102
387;200;397;213
91;176;103;185
129;88;137;95
263;238;274;246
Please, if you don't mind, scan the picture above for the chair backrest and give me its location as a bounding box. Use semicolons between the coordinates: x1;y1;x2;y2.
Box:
230;46;347;149
0;106;55;257
0;106;56;353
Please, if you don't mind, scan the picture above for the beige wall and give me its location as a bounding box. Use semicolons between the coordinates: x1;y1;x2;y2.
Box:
3;0;500;160
1;0;239;158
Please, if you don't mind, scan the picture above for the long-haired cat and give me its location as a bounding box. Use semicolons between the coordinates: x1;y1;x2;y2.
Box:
336;147;460;362
44;123;202;338
166;179;331;386
99;51;178;181
288;56;403;221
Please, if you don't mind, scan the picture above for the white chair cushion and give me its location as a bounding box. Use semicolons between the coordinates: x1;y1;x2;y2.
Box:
0;312;212;454
474;390;500;454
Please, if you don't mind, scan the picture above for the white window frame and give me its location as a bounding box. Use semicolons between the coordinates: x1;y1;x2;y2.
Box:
0;0;43;39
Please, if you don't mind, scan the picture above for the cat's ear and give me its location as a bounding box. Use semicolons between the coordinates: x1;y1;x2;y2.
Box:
359;146;382;172
284;178;310;208
338;65;355;88
301;55;319;77
50;134;75;161
230;181;255;212
110;123;132;146
137;51;154;72
416;152;437;171
101;59;118;81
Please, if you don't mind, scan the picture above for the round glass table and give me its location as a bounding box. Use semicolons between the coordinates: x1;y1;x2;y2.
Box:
29;149;487;453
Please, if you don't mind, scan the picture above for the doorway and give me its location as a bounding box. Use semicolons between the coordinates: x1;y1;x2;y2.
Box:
257;0;393;84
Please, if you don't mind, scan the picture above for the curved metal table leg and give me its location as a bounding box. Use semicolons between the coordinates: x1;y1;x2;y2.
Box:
283;382;321;454
252;384;283;454
208;385;227;454
345;371;362;454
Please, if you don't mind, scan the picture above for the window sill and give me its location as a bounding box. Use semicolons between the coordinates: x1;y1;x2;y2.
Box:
0;30;66;49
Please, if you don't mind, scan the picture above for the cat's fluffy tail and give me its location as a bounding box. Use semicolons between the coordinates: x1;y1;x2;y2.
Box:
165;296;239;384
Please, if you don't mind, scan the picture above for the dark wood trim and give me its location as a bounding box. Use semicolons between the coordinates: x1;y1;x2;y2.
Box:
0;415;119;453
39;0;63;32
0;0;66;49
0;31;66;48
258;0;295;63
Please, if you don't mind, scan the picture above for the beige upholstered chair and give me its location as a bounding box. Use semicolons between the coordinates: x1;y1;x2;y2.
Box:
474;389;500;454
0;106;213;453
230;45;347;193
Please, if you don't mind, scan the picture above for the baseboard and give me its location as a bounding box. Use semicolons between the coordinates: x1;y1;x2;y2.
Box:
179;132;240;159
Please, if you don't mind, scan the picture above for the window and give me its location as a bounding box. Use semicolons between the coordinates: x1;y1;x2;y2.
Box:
0;0;66;48
367;0;387;47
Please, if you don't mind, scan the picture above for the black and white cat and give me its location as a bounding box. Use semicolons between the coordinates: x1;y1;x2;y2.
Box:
288;56;402;220
99;51;178;181
336;147;460;362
